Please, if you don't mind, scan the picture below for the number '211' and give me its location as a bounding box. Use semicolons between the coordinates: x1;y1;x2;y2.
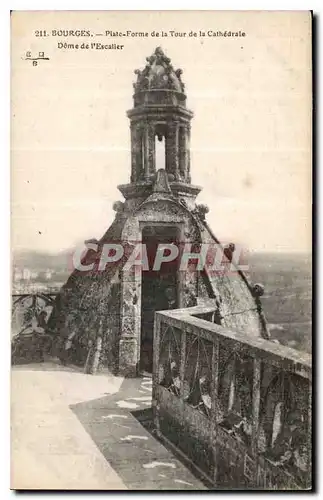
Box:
35;30;48;37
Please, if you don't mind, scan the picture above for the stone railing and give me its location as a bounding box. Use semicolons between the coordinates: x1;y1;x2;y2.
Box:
152;306;311;490
11;288;60;364
11;288;59;352
12;289;59;335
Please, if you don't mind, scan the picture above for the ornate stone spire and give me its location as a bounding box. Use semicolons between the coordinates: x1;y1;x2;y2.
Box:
118;47;201;207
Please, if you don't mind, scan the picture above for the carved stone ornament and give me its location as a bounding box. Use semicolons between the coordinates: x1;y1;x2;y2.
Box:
112;201;125;213
133;47;185;93
192;203;209;221
252;283;265;297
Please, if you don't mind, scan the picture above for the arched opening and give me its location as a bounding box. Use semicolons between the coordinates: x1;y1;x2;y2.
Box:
140;224;180;373
155;134;166;171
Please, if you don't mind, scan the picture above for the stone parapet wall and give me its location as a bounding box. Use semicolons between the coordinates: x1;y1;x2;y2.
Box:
153;306;311;490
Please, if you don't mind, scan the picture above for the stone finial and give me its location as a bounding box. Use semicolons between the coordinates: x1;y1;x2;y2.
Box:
193;203;209;221
224;243;235;261
112;201;124;213
175;68;185;90
252;283;265;297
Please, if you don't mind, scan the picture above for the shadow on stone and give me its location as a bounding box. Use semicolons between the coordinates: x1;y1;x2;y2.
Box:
131;407;213;489
69;380;207;490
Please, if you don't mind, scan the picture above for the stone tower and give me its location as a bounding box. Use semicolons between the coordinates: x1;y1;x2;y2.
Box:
119;46;200;210
49;47;268;376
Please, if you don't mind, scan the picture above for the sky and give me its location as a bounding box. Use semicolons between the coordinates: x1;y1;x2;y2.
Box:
11;11;312;254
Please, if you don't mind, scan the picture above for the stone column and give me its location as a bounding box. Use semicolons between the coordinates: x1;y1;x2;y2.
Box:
179;125;186;181
174;121;180;180
143;124;150;180
130;122;142;183
166;121;180;180
147;123;156;177
118;265;141;377
186;124;191;183
165;128;172;176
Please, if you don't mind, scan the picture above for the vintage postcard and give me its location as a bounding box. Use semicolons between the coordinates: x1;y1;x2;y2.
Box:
11;11;312;490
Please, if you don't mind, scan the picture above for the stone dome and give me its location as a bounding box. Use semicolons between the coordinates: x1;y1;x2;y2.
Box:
133;47;185;94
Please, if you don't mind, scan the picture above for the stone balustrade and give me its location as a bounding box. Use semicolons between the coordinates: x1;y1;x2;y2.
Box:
11;290;59;364
12;290;59;333
152;306;311;490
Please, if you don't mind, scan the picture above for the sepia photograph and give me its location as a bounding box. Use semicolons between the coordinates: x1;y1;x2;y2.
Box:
10;10;312;491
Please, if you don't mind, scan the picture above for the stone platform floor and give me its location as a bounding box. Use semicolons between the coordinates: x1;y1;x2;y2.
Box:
11;361;207;490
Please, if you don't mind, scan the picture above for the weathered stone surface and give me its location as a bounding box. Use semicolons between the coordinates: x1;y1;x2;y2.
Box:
153;307;312;490
118;338;139;377
48;48;269;377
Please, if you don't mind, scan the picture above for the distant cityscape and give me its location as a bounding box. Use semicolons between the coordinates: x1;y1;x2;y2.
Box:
12;265;69;294
11;248;72;293
13;267;55;282
11;249;312;354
